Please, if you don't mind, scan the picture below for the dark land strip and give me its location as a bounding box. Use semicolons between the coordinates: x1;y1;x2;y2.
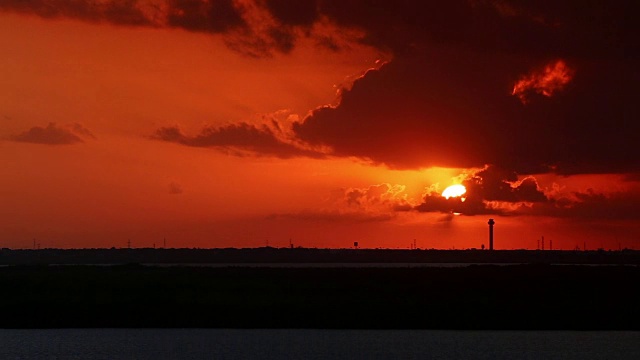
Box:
1;248;640;265
1;263;639;329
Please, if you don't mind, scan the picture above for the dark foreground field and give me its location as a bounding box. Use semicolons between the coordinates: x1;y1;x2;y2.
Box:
1;264;639;329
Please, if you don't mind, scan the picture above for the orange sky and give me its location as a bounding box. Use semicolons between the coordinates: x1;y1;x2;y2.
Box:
1;1;639;250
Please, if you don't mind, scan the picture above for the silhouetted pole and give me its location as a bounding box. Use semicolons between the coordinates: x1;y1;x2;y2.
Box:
488;219;495;250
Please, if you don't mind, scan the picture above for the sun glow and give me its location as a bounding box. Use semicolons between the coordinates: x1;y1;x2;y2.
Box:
442;184;466;199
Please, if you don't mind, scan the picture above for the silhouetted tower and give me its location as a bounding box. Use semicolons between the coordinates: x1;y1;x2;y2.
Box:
127;239;131;249
488;219;495;250
542;236;545;250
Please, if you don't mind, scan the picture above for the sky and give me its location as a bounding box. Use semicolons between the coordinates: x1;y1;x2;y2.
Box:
1;0;639;250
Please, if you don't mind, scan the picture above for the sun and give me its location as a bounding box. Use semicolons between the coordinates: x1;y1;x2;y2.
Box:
442;184;466;200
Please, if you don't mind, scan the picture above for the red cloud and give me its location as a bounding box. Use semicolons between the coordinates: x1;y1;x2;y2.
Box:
512;60;574;103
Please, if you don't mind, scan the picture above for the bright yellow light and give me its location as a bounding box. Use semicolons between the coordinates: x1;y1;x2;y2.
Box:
442;184;466;199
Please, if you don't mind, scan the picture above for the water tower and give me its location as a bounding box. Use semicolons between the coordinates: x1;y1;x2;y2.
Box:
488;219;495;250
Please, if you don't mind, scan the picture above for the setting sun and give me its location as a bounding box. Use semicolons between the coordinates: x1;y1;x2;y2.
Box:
442;184;466;199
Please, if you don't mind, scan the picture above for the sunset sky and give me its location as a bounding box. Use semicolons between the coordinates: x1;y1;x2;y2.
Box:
2;0;638;250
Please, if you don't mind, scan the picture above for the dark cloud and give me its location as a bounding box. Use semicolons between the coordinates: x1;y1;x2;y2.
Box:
516;189;640;221
293;51;640;174
0;0;307;57
0;0;270;56
0;0;151;26
223;25;297;57
264;0;318;27
297;0;638;174
293;54;522;170
167;0;245;33
491;0;639;58
466;166;547;203
3;1;638;59
10;122;95;145
320;0;639;59
153;123;323;159
153;125;184;143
